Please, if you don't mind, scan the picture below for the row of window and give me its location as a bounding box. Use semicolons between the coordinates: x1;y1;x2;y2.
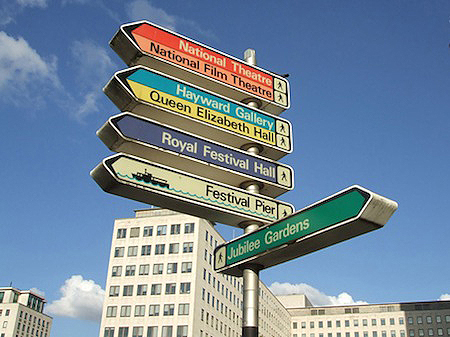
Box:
295;318;406;329
201;288;241;325
106;303;190;318
408;316;450;325
295;316;450;330
114;242;193;257
109;283;191;297
200;308;240;337
117;223;195;239
202;269;241;308
112;262;193;277
104;325;187;337
293;328;450;337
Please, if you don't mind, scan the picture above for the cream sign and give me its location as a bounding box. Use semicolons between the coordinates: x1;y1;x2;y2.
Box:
91;153;294;227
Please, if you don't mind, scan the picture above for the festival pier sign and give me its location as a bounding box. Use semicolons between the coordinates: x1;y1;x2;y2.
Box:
91;153;295;228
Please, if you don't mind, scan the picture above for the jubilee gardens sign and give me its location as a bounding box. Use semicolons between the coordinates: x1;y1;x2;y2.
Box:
91;20;398;337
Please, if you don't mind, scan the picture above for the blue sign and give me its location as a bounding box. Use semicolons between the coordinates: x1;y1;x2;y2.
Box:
112;114;293;189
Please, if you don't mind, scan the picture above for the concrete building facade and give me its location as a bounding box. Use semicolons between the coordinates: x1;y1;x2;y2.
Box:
279;295;450;337
0;287;52;337
98;208;290;337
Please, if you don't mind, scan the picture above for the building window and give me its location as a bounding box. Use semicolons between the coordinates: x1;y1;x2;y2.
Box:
436;316;442;323
143;226;153;237
117;228;126;238
311;322;315;328
139;264;149;275
177;325;188;337
104;327;115;337
164;304;175;316
382;319;386;326
205;230;209;241
428;330;434;336
114;247;124;257
354;320;359;327
118;327;129;337
167;263;178;274
162;326;173;337
180;282;191;294
134;305;145;317
400;318;404;325
328;321;332;328
382;331;387;337
181;262;192;273
409;330;415;337
106;306;117;317
391;331;396;337
120;305;131;317
123;285;133;296
149;304;160;316
373;332;378;337
166;283;176;294
132;327;143;337
169;243;179;254
408;317;414;324
417;317;423;324
151;284;161;295
128;246;138;256
302;322;306;328
130;227;140;238
293;322;298;329
170;224;180;234
183;242;193;253
336;321;341;328
155;244;165;255
137;284;147;295
184;222;195;233
437;329;443;336
109;286;119;297
125;265;136;276
390;318;395;325
147;327;158;337
141;245;151;256
152;263;163;275
372;319;377;326
345;320;350;327
419;330;424;337
178;303;189;315
112;266;122;277
446;316;450;323
427;317;433;324
157;225;167;236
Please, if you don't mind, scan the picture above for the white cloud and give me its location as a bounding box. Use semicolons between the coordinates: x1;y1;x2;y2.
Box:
30;288;45;297
126;0;176;31
439;294;450;301
0;31;61;107
269;282;368;306
46;275;105;322
69;40;116;122
16;0;47;8
125;0;216;40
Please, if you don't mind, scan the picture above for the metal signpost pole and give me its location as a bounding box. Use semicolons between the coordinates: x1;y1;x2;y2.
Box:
241;48;262;337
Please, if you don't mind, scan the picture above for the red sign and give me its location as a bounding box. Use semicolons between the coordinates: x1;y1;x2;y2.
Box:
112;21;289;113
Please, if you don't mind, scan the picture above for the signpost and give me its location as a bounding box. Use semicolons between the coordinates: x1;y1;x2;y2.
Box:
110;20;290;115
91;21;399;337
104;66;292;160
97;113;294;197
214;185;398;276
91;153;294;228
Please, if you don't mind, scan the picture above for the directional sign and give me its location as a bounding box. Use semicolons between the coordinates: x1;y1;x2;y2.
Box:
91;153;294;228
104;66;292;161
214;186;398;276
98;113;294;198
110;20;290;115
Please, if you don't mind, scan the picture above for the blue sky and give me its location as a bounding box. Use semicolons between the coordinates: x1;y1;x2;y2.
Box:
0;0;449;336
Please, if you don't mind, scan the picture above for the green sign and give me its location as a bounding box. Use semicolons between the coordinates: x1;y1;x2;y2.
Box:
214;186;398;275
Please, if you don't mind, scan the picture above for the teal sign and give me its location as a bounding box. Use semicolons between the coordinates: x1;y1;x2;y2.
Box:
215;188;371;270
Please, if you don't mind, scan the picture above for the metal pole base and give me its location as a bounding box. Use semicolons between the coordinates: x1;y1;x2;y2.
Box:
242;326;258;337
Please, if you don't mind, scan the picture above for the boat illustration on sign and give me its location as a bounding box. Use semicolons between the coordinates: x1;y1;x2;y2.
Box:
132;169;170;188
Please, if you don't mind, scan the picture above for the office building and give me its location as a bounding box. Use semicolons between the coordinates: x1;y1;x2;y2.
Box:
0;287;52;337
279;294;450;337
99;208;290;337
